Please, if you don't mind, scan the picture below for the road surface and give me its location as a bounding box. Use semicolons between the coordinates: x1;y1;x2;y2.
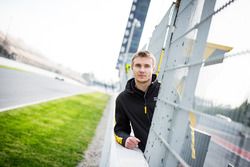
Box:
0;68;93;111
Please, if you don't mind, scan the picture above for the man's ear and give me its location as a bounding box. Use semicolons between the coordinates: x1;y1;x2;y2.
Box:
153;65;156;72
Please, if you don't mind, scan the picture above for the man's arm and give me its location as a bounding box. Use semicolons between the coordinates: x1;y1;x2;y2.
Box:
114;98;131;147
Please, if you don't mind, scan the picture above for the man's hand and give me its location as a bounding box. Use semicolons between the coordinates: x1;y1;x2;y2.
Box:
125;136;140;149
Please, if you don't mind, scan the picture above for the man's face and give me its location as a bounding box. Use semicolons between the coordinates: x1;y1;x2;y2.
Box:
132;56;154;84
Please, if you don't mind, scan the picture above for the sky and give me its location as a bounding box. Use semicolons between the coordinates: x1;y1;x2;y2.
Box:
0;0;171;83
0;0;133;82
0;0;249;106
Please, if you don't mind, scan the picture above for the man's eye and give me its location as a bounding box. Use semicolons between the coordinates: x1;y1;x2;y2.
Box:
144;65;151;68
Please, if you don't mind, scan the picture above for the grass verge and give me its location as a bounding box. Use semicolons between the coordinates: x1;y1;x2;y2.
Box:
0;92;110;167
0;65;25;72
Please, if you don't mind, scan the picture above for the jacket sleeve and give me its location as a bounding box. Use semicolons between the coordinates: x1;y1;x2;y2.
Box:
114;97;131;147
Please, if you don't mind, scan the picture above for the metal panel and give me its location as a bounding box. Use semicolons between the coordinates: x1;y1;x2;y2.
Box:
145;0;216;166
180;128;211;167
147;3;178;81
147;3;175;60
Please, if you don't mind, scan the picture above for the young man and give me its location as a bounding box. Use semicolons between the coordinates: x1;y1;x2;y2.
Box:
114;50;161;152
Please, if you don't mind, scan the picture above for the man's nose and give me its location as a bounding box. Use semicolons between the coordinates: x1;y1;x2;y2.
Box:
139;67;145;72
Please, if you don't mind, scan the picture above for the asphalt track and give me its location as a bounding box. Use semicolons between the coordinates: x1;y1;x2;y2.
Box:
0;68;93;111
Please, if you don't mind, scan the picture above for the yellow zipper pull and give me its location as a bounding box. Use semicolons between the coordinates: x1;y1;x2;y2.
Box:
144;106;147;114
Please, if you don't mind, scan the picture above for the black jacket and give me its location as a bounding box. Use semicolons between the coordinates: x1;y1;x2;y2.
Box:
114;74;160;152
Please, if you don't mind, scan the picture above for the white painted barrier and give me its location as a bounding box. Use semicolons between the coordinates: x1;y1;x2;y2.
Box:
100;94;149;167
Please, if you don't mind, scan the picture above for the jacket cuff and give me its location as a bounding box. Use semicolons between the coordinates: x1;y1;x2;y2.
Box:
122;136;129;147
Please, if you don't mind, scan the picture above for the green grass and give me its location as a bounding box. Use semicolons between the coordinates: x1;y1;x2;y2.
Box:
0;65;26;72
0;92;110;167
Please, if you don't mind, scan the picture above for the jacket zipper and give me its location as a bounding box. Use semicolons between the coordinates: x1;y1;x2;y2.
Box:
144;88;151;123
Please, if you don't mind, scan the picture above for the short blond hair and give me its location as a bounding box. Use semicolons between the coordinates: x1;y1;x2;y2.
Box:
131;50;156;68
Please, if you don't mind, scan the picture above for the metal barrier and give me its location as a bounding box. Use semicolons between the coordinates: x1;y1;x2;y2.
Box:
144;0;250;167
115;0;250;166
